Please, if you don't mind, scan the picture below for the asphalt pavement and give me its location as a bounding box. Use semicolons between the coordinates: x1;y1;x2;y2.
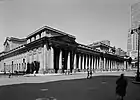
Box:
0;71;139;100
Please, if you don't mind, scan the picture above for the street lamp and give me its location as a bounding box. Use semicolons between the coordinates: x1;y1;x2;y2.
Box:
131;25;140;82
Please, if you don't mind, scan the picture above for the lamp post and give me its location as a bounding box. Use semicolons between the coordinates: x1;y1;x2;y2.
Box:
131;25;140;81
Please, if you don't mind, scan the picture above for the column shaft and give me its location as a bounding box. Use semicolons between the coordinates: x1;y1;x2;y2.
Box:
67;51;70;70
79;54;81;70
59;50;62;69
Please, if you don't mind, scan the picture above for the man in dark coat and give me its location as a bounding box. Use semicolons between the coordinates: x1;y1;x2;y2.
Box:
116;74;128;100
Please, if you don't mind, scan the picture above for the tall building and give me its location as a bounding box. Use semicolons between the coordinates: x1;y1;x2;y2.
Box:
127;2;140;58
131;2;140;29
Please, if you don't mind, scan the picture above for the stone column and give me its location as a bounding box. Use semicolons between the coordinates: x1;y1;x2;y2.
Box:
122;62;124;70
85;55;87;70
96;57;98;70
118;62;120;71
82;54;84;71
114;61;116;71
74;53;77;70
29;51;32;64
121;61;123;70
110;60;112;71
109;59;111;71
120;62;122;70
67;51;70;70
103;58;106;71
38;48;43;73
91;55;93;71
109;59;110;71
112;60;114;71
50;47;54;73
90;55;93;71
78;54;81;70
44;44;47;72
108;59;110;71
97;57;99;70
107;59;109;71
88;55;90;69
115;61;117;71
94;56;96;70
113;60;115;70
59;49;62;70
41;47;44;73
42;46;44;72
112;60;114;70
99;57;102;71
123;61;125;70
31;51;34;64
107;58;109;71
124;61;126;70
106;58;108;71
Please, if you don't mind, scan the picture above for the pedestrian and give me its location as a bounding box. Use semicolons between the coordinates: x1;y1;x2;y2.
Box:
87;68;90;79
90;70;92;78
9;71;12;78
116;73;128;100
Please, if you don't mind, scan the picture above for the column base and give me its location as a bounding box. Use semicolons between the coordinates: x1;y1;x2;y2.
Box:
42;69;55;74
83;69;87;72
48;69;55;73
58;69;62;73
38;68;45;74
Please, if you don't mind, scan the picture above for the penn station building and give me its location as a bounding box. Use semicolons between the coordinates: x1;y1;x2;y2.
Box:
0;26;130;74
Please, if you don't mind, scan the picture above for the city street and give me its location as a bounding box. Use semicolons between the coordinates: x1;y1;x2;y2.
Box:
0;71;139;100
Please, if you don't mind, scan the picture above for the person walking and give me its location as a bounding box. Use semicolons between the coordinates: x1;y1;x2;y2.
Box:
87;68;90;79
89;69;92;78
8;71;12;78
116;74;128;100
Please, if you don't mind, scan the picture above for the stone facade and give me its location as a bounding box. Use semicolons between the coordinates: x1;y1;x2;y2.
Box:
0;26;130;74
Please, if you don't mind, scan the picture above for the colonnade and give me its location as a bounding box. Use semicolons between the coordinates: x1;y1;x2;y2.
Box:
1;44;129;74
73;53;128;72
24;43;129;74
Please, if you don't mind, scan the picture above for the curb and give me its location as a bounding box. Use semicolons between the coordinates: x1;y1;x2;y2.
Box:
132;81;140;84
23;74;62;77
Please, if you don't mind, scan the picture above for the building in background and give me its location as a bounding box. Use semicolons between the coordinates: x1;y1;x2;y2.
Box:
88;40;111;53
89;40;127;57
127;2;140;58
99;40;110;46
115;48;127;57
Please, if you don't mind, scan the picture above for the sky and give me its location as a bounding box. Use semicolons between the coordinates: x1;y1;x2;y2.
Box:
0;0;140;52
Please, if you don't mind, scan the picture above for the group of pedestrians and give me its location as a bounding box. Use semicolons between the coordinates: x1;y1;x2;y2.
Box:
87;68;93;79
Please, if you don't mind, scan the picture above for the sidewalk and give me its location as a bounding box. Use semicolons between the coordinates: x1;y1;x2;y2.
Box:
0;71;135;86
